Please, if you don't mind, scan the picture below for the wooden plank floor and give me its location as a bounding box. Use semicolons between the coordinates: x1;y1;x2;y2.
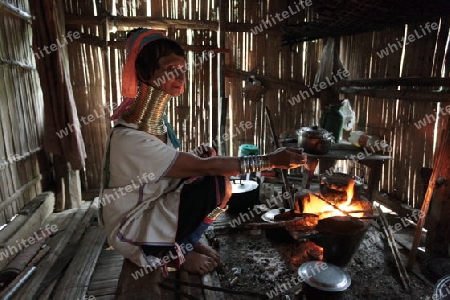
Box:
87;247;123;300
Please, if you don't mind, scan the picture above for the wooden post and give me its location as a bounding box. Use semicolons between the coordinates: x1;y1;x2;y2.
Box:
424;106;450;257
218;0;227;156
407;113;450;270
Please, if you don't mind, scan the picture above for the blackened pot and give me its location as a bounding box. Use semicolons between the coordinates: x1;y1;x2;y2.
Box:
227;180;259;213
310;216;370;267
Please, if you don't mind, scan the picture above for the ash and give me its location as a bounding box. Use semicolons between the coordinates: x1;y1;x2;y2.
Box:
211;225;435;299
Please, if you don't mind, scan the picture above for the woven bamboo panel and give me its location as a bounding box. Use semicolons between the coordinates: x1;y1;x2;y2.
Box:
0;1;48;223
59;0;448;210
340;19;447;208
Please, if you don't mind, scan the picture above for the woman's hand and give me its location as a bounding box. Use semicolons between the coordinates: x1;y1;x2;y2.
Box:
266;147;306;169
193;144;217;158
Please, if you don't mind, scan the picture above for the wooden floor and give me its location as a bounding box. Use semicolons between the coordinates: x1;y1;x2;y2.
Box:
0;198;224;300
87;247;123;299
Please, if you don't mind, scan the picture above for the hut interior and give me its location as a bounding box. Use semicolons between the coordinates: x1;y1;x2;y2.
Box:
0;0;449;299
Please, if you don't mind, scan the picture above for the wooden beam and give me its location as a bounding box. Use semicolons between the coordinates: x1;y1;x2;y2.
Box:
334;77;450;87
0;1;33;21
224;22;282;33
0;58;35;70
77;33;105;48
107;40;229;53
339;87;450;102
224;66;307;91
65;15;218;31
0;175;42;213
65;15;294;33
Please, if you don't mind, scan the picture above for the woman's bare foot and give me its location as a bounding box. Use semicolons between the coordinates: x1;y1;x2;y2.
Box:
180;251;218;275
193;242;221;265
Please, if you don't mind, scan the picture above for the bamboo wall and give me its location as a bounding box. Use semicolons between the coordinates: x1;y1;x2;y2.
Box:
225;0;323;155
63;0;221;190
60;0;448;209
0;0;49;223
340;19;448;208
64;0;110;191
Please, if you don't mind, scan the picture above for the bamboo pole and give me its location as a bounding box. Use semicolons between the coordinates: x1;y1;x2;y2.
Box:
65;15;219;31
339;87;450;102
407;116;450;271
0;1;32;21
335;77;450;87
376;205;411;293
107;40;229;53
224;67;308;91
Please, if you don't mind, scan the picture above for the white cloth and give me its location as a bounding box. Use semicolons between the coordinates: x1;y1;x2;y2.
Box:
99;123;184;267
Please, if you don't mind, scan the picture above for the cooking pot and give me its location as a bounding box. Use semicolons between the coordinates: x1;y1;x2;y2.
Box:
320;170;365;198
227;179;259;213
297;126;334;155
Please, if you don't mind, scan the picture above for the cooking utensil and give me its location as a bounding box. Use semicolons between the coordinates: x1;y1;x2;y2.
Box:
320;169;365;198
297;126;334;155
227;179;259;213
299;261;351;299
298;261;351;292
265;106;295;209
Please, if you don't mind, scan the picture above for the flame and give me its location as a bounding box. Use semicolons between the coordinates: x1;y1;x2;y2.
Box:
301;179;365;219
341;179;355;207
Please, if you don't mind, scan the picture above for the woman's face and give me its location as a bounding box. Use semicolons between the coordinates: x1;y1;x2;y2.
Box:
150;53;186;97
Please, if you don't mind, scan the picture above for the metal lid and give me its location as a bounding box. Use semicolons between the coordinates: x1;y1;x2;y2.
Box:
435;275;450;300
297;126;334;140
298;261;351;292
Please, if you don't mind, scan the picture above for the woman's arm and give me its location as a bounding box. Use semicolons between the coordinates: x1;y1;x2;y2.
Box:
164;147;306;178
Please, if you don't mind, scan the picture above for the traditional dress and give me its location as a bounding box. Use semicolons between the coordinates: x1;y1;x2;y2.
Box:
99;118;226;270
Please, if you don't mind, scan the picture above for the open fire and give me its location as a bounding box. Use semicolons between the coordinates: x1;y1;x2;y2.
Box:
300;179;370;219
286;178;374;267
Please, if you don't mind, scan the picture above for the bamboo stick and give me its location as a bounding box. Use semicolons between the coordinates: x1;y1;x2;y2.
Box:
376;205;411;293
335;77;450;87
224;67;307;91
0;1;32;21
65;15;219;31
339;87;450;102
0;175;42;213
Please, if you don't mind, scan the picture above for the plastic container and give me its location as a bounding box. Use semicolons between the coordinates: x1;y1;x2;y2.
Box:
320;104;344;143
339;99;355;131
238;144;259;157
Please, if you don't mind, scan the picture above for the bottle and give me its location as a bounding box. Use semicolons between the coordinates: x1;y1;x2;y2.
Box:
321;103;344;143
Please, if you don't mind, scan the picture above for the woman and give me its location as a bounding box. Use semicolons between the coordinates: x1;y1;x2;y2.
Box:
99;28;306;275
